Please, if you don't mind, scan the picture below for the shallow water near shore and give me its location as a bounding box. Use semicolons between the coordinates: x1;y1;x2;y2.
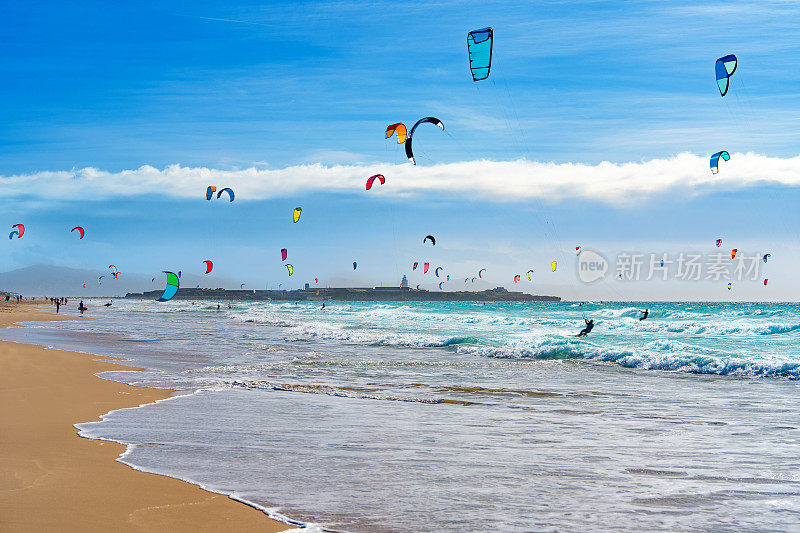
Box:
5;299;800;531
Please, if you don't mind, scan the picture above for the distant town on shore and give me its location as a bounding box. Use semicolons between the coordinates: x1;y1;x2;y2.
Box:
126;275;561;302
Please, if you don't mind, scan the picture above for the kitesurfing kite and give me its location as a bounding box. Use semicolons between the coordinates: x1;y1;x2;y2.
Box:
353;262;358;270
281;248;288;261
716;238;723;247
526;269;534;281
478;268;486;278
293;207;302;223
467;27;493;81
8;231;17;240
435;267;443;277
438;282;445;290
10;224;24;239
385;123;407;144
715;54;737;96
203;260;213;274
424;235;436;245
314;278;318;283
406;117;444;165
575;246;581;255
471;277;476;283
710;151;729;174
551;261;557;272
731;248;738;259
157;271;179;301
763;253;771;263
413;262;419;270
206;186;217;200
286;264;294;276
514;275;521;283
764;279;769;286
71;226;85;239
423;262;430;274
217;188;234;202
97;276;104;284
727;283;732;290
366;174;385;191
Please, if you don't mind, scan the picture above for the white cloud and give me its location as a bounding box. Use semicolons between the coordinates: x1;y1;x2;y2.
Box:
3;152;800;205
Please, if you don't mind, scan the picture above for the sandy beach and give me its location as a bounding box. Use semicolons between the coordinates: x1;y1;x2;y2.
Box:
0;301;289;532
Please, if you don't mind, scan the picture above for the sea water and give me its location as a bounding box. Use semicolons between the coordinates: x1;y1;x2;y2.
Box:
4;300;799;531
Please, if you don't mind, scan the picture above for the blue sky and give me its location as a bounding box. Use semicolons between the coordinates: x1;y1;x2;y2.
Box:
1;0;799;299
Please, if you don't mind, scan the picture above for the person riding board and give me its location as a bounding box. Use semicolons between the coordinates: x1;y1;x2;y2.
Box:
639;308;649;321
577;318;594;337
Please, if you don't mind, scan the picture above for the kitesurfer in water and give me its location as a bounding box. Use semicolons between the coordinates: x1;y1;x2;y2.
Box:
639;309;649;321
322;302;326;309
577;318;594;337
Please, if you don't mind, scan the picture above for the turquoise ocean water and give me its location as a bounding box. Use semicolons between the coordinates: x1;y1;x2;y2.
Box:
4;299;799;531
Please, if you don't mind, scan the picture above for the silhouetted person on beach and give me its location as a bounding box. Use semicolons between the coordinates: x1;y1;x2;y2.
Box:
639;309;649;321
55;300;60;313
78;300;86;315
577;319;594;337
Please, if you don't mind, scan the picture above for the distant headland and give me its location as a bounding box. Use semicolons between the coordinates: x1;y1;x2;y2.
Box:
125;285;561;302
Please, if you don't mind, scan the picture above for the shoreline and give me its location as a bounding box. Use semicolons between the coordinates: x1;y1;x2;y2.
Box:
0;302;291;532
